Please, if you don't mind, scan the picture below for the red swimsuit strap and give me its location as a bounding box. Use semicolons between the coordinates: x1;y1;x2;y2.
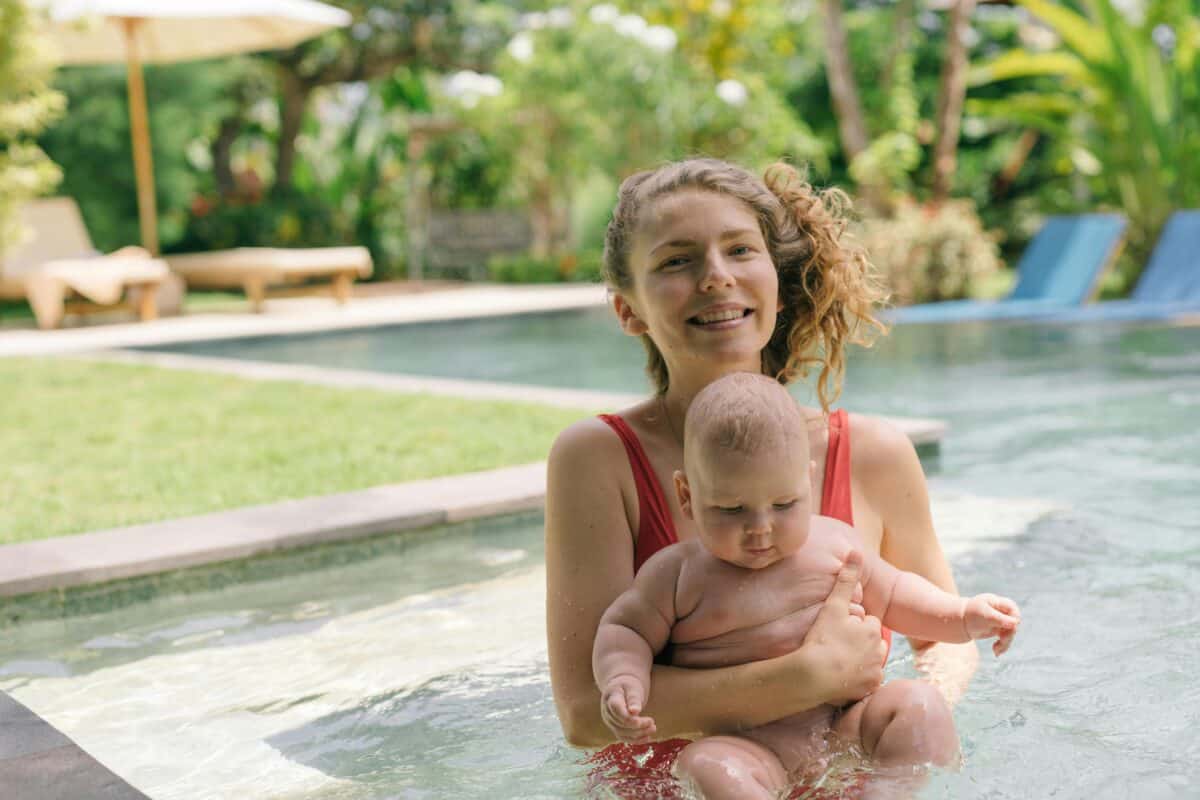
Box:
821;409;854;525
597;414;678;572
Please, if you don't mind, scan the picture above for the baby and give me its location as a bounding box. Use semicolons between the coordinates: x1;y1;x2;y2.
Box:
592;372;1020;799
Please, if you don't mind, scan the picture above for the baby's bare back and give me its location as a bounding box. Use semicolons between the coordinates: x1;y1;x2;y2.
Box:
669;517;861;670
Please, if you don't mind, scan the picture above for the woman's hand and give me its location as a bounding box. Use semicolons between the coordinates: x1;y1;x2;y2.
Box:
795;550;887;706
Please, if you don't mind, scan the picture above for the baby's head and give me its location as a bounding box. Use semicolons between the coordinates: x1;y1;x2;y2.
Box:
673;373;814;569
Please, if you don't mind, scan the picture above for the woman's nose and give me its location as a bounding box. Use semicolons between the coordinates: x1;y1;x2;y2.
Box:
698;251;735;291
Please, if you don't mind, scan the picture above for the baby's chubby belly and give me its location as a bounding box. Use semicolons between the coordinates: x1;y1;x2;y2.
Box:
665;525;864;670
669;604;824;668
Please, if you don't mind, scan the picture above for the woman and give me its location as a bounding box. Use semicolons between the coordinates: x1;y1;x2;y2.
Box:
544;158;976;791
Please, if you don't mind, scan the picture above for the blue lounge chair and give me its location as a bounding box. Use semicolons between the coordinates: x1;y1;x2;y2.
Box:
1016;210;1200;324
884;213;1128;324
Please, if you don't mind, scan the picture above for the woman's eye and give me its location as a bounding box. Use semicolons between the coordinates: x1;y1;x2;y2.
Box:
659;255;689;270
730;245;752;256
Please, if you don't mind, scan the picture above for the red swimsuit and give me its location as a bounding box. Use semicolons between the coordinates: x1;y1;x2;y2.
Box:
586;409;889;798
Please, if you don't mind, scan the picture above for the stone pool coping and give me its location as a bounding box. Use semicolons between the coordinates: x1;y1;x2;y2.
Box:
0;463;546;598
0;692;147;799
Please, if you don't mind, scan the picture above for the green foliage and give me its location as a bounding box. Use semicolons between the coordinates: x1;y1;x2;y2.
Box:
453;7;822;257
967;0;1200;290
486;253;562;283
857;198;1004;304
486;248;603;284
38;61;243;252
0;0;64;255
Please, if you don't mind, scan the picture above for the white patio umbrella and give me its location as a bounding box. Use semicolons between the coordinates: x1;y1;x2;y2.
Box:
36;0;352;254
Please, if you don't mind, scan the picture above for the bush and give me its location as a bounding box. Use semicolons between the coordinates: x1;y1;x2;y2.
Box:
170;186;342;254
856;199;1003;305
486;249;606;284
486;253;562;283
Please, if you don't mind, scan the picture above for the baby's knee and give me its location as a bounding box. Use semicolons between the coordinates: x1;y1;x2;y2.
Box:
674;738;785;800
868;680;959;766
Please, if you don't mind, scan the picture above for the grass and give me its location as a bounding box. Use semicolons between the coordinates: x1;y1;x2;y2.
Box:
1;358;591;544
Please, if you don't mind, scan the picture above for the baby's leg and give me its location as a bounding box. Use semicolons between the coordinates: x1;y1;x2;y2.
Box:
673;735;788;800
833;679;959;767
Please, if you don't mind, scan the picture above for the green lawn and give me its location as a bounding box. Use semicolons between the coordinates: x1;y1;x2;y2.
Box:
1;358;590;544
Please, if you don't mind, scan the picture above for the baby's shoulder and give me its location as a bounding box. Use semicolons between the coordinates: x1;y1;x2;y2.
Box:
807;516;866;565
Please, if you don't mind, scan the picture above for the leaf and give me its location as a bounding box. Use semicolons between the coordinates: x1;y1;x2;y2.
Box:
963;97;1073;139
968;49;1088;86
1018;0;1111;62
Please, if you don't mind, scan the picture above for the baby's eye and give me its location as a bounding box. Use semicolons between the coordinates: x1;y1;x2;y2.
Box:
717;505;744;515
773;500;798;511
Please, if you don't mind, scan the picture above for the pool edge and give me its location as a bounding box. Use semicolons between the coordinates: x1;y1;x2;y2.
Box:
0;691;149;799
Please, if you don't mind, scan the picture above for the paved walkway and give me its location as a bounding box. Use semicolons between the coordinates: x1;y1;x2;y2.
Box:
0;283;607;356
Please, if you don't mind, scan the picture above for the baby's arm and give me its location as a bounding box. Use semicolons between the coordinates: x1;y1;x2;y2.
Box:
861;551;1020;656
592;545;687;743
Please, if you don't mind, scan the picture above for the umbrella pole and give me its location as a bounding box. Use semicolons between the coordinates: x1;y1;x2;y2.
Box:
121;17;159;256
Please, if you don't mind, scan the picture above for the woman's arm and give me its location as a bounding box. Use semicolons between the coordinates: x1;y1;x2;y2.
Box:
853;414;980;705
546;419;885;747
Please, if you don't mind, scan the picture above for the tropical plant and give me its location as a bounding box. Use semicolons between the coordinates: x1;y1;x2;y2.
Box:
0;0;64;255
966;0;1200;287
856;197;1003;304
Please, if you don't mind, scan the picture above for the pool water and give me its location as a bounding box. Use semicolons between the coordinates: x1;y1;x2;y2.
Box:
5;318;1199;798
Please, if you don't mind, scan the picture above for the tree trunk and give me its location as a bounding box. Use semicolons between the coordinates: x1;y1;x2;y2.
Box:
275;68;314;192
529;178;554;260
990;129;1039;201
931;0;978;203
881;0;916;94
211;115;241;198
819;0;869;161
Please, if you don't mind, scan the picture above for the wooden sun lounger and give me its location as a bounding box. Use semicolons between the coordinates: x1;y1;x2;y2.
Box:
164;246;373;312
0;198;170;330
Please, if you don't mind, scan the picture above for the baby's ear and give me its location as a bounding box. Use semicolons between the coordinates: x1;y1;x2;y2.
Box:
613;293;648;336
674;470;693;518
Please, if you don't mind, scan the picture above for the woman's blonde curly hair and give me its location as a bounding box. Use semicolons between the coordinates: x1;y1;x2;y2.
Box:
602;158;889;412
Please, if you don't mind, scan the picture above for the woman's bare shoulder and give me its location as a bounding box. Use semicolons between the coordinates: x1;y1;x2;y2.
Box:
845;412;922;476
548;401;657;471
547;414;627;472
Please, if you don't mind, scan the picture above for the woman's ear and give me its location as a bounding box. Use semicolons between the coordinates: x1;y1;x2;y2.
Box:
674;470;693;518
613;292;649;336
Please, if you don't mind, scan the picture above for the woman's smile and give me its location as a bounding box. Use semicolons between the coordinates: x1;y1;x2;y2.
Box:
688;303;755;329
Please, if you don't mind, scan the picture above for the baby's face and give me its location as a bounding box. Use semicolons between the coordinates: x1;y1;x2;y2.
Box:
683;439;813;569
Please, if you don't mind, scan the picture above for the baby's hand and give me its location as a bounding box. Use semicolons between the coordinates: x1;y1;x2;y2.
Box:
964;593;1021;656
600;675;656;743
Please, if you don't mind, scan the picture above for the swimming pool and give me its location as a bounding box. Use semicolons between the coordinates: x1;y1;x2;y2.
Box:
6;319;1199;797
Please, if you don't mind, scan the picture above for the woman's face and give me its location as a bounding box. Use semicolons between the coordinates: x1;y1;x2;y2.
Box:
616;190;780;378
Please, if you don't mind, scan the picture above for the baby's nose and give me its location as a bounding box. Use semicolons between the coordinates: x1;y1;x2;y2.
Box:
743;515;771;537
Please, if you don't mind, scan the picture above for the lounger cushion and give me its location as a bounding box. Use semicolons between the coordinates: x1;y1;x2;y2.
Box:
165;247;373;287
